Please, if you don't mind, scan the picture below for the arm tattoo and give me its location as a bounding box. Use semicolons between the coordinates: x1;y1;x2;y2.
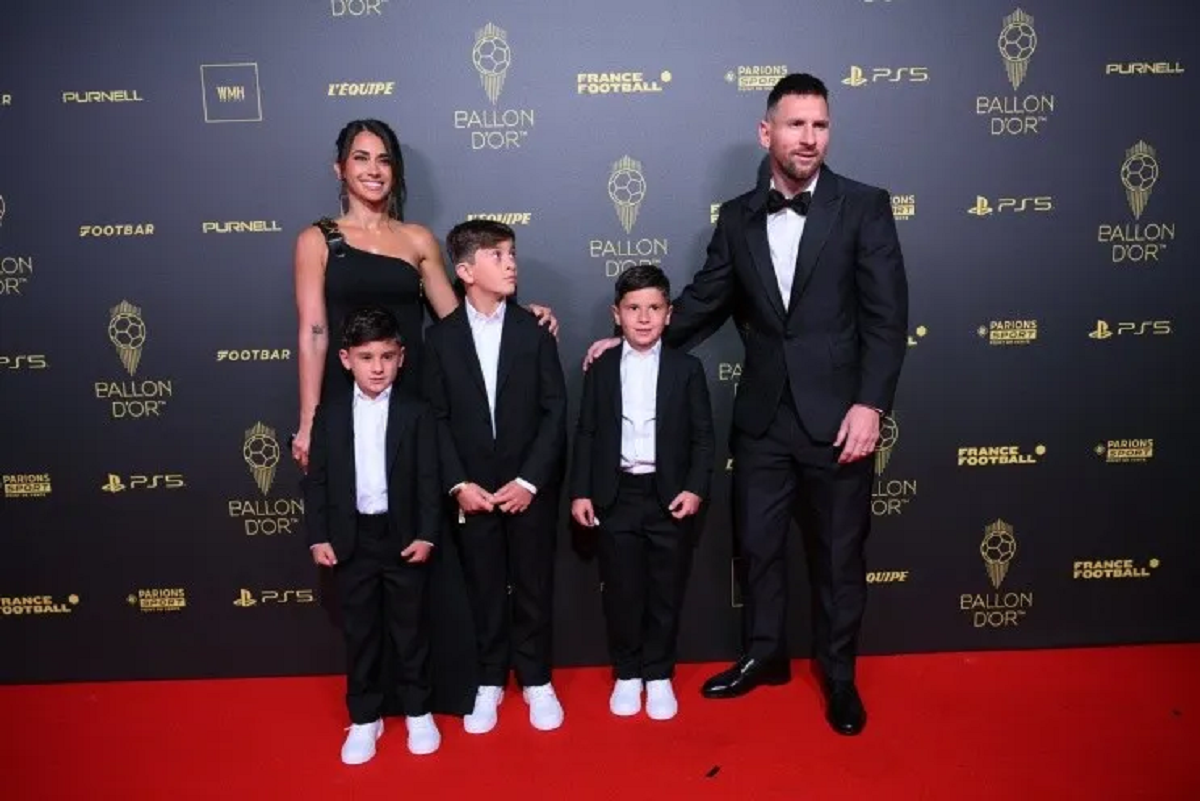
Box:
310;324;326;335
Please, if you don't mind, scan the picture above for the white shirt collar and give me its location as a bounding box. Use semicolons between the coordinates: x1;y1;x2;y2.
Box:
621;339;662;360
353;383;392;405
465;297;507;325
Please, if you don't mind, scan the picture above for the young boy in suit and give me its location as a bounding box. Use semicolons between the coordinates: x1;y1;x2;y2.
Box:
304;306;442;763
570;264;715;720
422;220;568;734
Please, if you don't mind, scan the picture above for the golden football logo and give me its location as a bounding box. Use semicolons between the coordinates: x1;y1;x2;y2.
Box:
998;9;1037;90
1120;140;1158;220
472;22;510;104
980;519;1018;589
243;422;280;496
608;155;646;235
107;300;146;376
875;413;898;475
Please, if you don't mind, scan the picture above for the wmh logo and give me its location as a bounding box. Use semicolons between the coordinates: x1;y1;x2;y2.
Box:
215;85;246;102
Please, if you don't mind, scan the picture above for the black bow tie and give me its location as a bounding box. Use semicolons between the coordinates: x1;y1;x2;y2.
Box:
767;189;812;216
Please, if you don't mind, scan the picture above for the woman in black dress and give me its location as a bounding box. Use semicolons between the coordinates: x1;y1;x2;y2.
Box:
291;119;555;716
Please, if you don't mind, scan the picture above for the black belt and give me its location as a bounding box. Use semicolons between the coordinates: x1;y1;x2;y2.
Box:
356;511;389;525
618;471;656;490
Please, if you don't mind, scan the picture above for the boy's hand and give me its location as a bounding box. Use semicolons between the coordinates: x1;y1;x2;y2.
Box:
571;499;598;528
456;482;495;514
668;491;702;519
401;540;433;563
582;337;621;370
311;543;337;567
527;303;559;338
493;480;533;514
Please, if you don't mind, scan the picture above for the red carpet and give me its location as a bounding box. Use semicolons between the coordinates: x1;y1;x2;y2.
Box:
2;645;1197;800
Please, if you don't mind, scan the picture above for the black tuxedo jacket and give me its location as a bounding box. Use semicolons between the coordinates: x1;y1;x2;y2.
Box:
302;385;442;560
422;301;567;494
665;165;909;442
569;343;715;512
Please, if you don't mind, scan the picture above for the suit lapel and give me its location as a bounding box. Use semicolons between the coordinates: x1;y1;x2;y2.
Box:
334;391;356;507
654;347;677;442
496;301;519;397
450;307;489;404
604;347;624;460
384;388;407;476
789;167;843;311
743;191;788;322
605;346;622;443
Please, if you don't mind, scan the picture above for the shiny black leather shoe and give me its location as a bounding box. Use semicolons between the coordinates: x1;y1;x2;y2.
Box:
825;680;866;735
700;656;791;699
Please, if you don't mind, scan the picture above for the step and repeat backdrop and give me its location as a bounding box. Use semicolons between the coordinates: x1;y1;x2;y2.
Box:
2;0;1197;683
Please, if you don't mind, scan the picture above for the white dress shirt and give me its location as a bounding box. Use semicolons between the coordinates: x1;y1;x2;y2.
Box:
463;299;537;495
619;340;660;474
352;384;391;514
766;171;819;311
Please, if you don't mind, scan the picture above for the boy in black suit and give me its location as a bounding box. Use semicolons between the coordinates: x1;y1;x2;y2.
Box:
570;264;715;720
422;220;568;734
303;306;442;763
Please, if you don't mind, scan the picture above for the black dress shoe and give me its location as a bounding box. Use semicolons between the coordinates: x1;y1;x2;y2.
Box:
825;680;866;735
700;656;791;699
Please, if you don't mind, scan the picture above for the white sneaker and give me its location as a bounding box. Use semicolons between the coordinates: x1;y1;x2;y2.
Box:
645;679;678;721
405;713;440;755
340;719;383;765
464;685;504;734
609;678;643;717
523;683;564;731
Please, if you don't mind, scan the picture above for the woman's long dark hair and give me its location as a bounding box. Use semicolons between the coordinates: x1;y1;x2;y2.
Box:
335;119;406;220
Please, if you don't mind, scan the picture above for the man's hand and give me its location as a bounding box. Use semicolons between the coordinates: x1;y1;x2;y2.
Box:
583;337;621;370
311;543;337;567
834;404;881;464
668;491;702;519
401;540;433;564
527;303;559;338
493;480;534;514
571;498;598;528
456;482;495;515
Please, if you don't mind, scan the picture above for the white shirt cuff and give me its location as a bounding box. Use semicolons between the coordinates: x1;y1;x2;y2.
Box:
515;478;538;495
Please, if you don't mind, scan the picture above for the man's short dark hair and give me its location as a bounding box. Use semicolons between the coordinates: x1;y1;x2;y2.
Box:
766;73;829;116
340;305;403;349
447;219;516;266
614;264;671;304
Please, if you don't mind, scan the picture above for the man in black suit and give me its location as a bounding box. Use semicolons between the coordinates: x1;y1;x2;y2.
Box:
570;264;715;722
304;306;443;763
589;73;908;735
422;219;569;735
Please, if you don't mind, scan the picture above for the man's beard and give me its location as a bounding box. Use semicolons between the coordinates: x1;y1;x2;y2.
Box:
781;153;818;184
